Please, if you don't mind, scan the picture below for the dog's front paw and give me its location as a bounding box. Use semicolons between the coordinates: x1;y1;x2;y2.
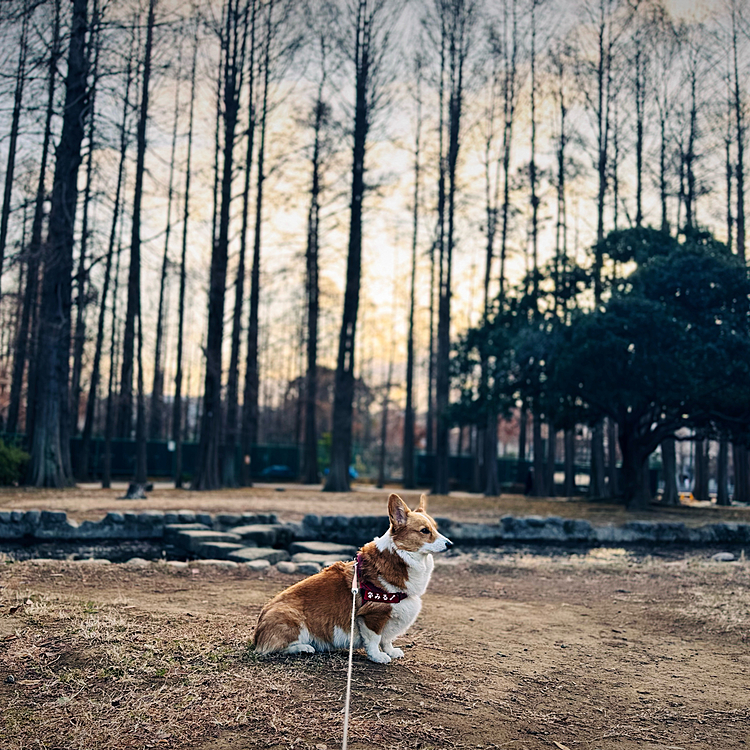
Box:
366;650;392;664
384;646;404;659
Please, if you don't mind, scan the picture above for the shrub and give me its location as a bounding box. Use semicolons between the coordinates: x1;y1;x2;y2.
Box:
0;439;30;485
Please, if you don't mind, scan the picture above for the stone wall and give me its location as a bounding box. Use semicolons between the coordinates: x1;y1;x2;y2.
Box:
2;509;750;548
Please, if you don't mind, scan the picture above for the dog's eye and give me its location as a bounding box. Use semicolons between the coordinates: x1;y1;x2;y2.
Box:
420;528;430;534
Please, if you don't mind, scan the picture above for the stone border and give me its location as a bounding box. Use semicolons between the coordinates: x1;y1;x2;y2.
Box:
2;509;750;547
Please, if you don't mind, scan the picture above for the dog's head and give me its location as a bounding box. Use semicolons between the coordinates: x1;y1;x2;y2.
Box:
387;493;453;554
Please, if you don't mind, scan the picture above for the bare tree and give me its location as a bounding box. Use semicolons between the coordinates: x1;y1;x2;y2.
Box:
29;0;89;486
79;32;133;481
70;0;102;435
324;0;396;492
150;33;184;442
117;0;156;488
173;15;199;489
0;5;29;297
224;0;258;487
7;0;62;437
195;0;249;490
402;50;423;490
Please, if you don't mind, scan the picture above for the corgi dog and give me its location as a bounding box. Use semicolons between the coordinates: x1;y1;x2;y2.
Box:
253;493;453;663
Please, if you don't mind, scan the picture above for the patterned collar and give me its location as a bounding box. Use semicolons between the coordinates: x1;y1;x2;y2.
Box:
356;553;408;603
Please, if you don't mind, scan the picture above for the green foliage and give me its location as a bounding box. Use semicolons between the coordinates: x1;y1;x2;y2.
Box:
0;439;30;485
449;312;514;427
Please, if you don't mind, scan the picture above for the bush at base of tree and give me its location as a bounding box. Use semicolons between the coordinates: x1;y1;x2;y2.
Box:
0;439;30;485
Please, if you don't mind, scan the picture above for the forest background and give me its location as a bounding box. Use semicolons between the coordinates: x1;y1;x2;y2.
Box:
0;0;748;510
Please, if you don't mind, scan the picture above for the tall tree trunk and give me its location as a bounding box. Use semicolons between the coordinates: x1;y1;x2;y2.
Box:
224;0;257;488
730;3;745;262
70;0;101;436
241;0;273;487
546;425;556;498
732;444;749;503
634;31;644;227
435;0;470;496
716;439;730;506
79;48;132;481
376;354;393;488
102;224;124;488
531;411;545;496
172;19;199;489
0;8;29;296
134;298;147;483
302;36;325;486
324;0;373;493
564;427;575;497
7;0;61;436
693;438;709;502
607;417;618;497
661;437;678;505
29;0;88;487
403;53;422;491
150;41;182;441
516;402;527;485
590;0;611;500
195;0;246;490
498;0;517;305
118;0;156;440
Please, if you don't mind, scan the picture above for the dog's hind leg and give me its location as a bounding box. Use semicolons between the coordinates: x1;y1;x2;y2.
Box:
282;642;316;654
254;607;312;656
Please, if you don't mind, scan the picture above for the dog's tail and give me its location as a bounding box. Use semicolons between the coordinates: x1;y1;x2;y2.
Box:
253;603;302;655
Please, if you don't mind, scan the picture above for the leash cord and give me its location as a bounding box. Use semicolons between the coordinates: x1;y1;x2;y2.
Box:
342;562;358;750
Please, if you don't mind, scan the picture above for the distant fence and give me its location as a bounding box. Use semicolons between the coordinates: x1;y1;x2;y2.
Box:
64;438;301;482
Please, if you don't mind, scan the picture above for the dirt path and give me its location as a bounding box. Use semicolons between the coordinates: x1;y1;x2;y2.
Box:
1;550;748;749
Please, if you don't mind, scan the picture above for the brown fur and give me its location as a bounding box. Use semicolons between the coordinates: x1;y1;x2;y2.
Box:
254;562;355;653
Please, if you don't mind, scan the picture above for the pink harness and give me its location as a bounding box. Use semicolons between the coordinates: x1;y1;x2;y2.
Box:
355;553;408;603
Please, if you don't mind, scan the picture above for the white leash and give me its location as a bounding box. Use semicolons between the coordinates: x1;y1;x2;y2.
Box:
342;560;358;750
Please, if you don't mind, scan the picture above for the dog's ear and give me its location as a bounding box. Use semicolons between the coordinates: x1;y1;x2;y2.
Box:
415;493;428;513
388;493;410;527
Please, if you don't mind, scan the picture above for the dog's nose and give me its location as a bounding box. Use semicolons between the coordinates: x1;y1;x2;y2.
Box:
445;539;453;550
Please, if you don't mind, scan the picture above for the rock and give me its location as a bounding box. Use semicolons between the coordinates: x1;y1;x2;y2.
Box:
125;558;151;567
194;559;239;569
195;541;246;560
448;523;502;544
711;552;735;562
173;529;241;552
276;561;297;574
296;562;322;575
245;559;271;571
77;558;111;565
164;523;211;545
289;541;357;557
28;558;59;564
215;514;242;528
232;524;289;547
166;561;189;570
227;547;290;565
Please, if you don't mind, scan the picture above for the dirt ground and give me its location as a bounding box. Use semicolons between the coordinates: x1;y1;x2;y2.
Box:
1;548;748;750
